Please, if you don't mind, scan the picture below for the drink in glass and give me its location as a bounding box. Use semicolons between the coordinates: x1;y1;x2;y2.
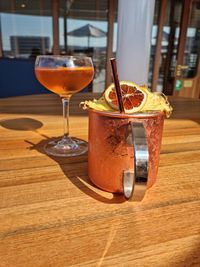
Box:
35;55;94;157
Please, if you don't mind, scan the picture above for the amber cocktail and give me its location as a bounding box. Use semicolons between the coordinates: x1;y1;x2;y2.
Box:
35;55;94;157
35;66;94;97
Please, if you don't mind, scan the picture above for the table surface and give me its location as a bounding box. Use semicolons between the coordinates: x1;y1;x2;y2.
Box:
0;93;200;267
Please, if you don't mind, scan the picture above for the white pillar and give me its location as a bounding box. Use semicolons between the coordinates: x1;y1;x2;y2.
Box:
116;0;155;85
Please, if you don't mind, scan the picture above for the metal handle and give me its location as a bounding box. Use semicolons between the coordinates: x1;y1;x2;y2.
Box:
176;64;189;76
123;122;149;200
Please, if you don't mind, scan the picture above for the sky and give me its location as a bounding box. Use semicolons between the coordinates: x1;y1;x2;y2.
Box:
0;13;118;51
0;12;196;53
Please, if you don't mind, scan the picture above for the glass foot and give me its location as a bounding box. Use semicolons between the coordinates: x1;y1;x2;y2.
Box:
44;136;88;157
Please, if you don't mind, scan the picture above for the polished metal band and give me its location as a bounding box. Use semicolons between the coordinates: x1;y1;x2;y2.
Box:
123;122;149;200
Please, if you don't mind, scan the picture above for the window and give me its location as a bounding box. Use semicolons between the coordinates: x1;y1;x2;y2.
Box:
59;0;109;92
0;1;53;58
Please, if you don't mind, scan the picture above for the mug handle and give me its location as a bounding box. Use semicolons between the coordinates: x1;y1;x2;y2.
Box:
123;122;149;200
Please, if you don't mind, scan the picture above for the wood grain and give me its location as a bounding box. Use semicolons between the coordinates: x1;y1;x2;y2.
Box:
0;93;200;267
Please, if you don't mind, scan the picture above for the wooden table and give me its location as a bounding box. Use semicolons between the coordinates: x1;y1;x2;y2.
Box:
0;93;200;267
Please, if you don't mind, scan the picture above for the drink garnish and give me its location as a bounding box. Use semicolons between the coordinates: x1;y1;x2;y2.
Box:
104;81;147;113
82;82;172;118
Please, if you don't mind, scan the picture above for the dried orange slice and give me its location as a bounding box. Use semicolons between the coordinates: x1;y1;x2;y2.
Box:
104;81;147;113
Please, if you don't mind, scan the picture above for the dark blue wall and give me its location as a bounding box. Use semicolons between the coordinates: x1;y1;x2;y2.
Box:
0;58;49;98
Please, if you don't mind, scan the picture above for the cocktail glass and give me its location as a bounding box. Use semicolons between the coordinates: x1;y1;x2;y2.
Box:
35;55;94;157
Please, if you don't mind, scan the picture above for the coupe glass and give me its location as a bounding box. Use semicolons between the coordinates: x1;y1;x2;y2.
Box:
35;55;94;157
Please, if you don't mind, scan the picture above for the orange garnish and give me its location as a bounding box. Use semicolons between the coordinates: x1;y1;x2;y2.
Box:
104;81;147;113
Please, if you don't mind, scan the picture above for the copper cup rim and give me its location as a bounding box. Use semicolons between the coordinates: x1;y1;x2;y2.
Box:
88;108;165;119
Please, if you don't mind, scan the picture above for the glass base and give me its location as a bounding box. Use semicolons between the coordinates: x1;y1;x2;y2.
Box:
44;136;88;157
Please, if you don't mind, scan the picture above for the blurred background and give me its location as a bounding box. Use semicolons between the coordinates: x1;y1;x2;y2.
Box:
0;0;199;98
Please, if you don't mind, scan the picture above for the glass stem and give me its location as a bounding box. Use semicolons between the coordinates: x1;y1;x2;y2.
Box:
62;97;70;139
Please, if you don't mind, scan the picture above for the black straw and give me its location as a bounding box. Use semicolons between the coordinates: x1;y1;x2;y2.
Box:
110;58;124;113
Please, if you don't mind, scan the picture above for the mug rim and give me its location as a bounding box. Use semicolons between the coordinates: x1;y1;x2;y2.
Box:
88;108;165;119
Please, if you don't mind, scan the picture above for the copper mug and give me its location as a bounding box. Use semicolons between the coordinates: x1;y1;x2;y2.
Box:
88;109;164;201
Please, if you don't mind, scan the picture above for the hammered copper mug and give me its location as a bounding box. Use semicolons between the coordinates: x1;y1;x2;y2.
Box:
88;109;164;201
